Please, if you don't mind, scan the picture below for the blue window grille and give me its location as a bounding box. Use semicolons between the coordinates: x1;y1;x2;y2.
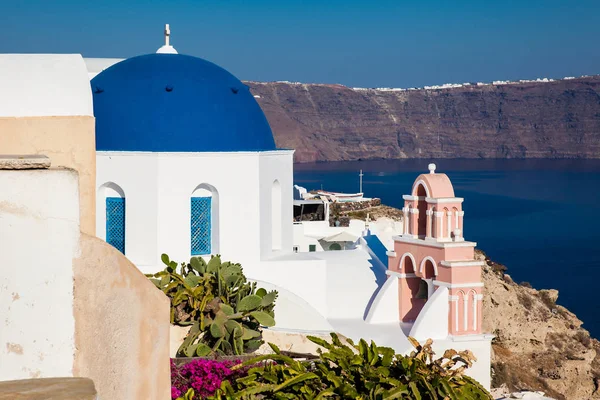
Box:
106;197;125;254
191;197;211;255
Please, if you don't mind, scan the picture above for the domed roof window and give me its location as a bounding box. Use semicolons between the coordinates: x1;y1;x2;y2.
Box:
91;26;276;152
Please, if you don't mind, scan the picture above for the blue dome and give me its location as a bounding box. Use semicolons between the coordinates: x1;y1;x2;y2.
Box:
91;54;276;152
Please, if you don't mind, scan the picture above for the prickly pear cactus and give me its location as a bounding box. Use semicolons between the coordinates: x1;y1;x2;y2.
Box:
146;253;278;356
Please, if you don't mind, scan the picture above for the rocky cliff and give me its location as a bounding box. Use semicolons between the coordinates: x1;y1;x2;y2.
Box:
247;76;600;162
479;250;600;399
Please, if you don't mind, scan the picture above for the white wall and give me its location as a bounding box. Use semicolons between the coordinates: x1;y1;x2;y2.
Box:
96;150;294;274
96;154;159;270
0;168;79;379
242;256;329;318
259;151;294;259
409;287;449;340
365;277;400;324
292;222;325;252
431;335;492;390
0;54;93;117
84;57;124;80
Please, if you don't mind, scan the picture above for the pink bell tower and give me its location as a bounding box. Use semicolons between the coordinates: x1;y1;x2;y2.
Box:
387;164;483;336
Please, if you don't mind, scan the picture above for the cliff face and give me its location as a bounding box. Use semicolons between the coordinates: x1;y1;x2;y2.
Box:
479;250;600;399
247;77;600;162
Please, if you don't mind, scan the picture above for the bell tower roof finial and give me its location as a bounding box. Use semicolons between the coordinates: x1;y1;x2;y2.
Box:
156;23;178;54
428;163;436;174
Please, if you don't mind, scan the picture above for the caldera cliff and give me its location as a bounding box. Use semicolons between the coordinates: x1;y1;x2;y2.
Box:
479;250;600;399
247;76;600;162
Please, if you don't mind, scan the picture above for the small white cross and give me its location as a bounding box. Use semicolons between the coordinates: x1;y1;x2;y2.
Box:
164;24;171;46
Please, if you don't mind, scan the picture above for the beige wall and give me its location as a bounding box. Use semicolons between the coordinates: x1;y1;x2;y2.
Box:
73;234;170;400
0;116;96;235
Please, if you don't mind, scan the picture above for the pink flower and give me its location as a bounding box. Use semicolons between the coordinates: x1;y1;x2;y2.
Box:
171;358;247;398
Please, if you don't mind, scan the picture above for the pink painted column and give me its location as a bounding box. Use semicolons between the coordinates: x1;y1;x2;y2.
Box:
434;211;444;239
410;205;419;237
447;287;483;336
425;208;433;239
449;292;460;335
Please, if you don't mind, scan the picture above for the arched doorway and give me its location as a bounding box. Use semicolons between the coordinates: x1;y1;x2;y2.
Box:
399;252;422;322
420;257;438;299
329;242;342;251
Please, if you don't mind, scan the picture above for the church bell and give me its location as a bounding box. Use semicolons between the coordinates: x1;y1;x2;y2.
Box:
416;280;429;300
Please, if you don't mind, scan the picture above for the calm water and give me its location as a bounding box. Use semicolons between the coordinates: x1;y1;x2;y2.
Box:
294;159;600;337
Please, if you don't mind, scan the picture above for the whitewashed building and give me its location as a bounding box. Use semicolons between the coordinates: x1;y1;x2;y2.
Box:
86;27;492;389
92;41;293;273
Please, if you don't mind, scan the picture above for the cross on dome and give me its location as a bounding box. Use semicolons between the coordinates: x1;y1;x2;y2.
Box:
156;23;178;54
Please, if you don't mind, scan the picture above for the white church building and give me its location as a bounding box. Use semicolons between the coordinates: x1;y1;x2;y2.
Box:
92;52;294;273
1;26;492;389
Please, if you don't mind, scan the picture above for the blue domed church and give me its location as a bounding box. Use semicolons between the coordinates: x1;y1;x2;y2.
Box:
85;28;491;388
92;33;293;273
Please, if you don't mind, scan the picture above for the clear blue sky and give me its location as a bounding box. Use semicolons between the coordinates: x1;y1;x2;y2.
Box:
2;0;599;88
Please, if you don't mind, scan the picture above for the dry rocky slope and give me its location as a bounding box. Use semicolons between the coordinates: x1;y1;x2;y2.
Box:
479;250;600;399
247;76;600;162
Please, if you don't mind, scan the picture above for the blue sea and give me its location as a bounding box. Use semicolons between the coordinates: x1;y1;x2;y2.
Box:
294;159;600;338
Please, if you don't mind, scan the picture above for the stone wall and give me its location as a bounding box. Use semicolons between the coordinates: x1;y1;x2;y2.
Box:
0;116;96;235
336;198;382;212
0;165;80;380
73;234;171;400
329;216;351;227
329;198;382;227
0;378;97;400
0;159;170;400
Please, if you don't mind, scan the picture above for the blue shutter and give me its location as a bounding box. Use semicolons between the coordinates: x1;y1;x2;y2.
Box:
106;197;125;254
191;197;211;255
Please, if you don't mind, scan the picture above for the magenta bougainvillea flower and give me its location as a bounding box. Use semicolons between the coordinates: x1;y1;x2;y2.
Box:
171;358;252;399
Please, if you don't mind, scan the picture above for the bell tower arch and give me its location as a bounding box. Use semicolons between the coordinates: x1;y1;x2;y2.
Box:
387;164;484;335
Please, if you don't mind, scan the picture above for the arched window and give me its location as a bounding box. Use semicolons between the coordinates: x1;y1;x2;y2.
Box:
101;182;126;254
431;207;437;238
457;290;466;332
419;256;438;280
453;207;459;232
415;184;427;237
271;180;282;251
401;253;416;273
191;184;219;256
329;242;342;251
443;207;451;239
470;290;478;331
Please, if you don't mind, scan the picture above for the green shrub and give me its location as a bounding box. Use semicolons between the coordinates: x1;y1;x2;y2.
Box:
210;333;493;399
147;254;277;357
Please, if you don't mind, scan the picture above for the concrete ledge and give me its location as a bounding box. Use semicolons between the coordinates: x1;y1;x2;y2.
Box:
0;377;97;400
0;155;50;170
